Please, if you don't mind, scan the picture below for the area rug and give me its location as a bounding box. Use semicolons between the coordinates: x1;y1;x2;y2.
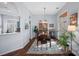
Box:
26;39;64;54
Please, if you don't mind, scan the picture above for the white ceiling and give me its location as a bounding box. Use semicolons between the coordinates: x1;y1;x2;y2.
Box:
23;2;66;15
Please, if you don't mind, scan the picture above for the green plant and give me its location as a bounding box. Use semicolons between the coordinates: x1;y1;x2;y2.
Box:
58;32;76;51
33;26;38;33
58;32;69;48
68;32;76;39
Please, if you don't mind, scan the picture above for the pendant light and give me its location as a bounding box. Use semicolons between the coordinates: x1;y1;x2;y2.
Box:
43;7;47;23
44;8;46;20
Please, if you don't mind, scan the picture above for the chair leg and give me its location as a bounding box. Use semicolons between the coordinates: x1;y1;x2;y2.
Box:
41;42;42;50
46;43;48;50
50;40;51;48
41;44;42;50
37;41;38;51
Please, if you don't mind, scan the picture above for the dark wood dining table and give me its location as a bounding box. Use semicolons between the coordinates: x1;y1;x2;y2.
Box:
37;34;51;48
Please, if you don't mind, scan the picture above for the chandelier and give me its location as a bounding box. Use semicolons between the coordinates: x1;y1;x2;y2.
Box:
43;8;47;23
44;8;46;20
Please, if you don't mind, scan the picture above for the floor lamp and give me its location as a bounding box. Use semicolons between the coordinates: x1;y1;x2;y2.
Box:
67;25;76;52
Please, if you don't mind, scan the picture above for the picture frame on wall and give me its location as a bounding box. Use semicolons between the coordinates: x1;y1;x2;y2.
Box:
16;20;20;32
49;24;54;27
25;23;29;29
16;16;20;32
70;13;78;26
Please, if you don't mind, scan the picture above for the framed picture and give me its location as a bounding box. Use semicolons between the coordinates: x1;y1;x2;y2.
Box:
70;13;78;26
25;23;29;29
16;16;20;32
49;24;54;27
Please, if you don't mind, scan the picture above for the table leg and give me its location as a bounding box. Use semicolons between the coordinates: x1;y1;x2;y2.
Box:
37;40;38;51
50;40;51;48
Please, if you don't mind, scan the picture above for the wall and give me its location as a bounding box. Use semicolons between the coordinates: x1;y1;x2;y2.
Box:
0;15;1;34
31;15;57;37
57;2;79;55
0;2;32;55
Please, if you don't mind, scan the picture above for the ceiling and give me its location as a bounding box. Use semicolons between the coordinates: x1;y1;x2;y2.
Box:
23;2;66;15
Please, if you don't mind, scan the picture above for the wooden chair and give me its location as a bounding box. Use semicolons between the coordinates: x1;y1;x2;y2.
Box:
37;34;48;50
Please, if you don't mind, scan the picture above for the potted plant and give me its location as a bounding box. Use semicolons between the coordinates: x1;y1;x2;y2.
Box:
58;32;69;52
58;32;75;52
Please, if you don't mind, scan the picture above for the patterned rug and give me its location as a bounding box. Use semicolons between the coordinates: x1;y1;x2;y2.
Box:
26;39;64;54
